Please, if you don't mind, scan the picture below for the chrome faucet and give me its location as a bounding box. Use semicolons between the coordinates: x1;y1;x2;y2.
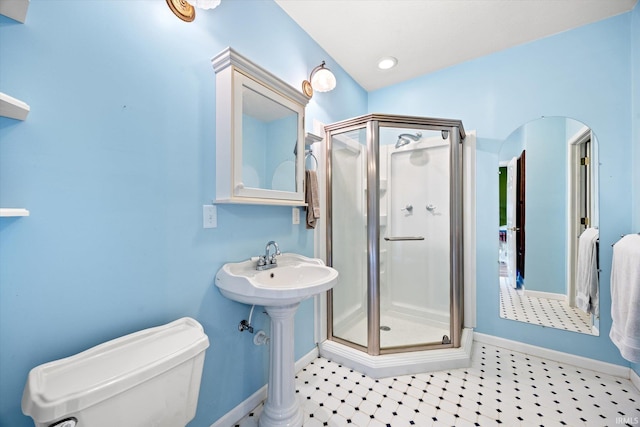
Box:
257;240;281;270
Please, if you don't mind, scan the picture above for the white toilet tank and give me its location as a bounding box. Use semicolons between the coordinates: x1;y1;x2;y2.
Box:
22;317;210;427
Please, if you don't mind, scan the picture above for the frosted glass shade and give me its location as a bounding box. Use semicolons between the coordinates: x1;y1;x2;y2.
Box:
186;0;221;9
311;68;336;93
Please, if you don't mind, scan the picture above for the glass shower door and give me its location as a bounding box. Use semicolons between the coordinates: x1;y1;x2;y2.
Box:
380;127;451;350
326;115;464;355
329;127;368;348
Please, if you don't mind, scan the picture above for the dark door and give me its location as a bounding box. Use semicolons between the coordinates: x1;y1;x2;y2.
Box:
516;150;526;281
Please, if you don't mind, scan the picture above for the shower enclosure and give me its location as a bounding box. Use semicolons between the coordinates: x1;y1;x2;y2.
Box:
325;114;465;357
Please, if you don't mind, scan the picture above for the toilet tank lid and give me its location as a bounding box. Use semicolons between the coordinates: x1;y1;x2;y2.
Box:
22;317;210;423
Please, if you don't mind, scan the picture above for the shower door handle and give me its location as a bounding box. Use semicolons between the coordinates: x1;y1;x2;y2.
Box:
384;236;425;241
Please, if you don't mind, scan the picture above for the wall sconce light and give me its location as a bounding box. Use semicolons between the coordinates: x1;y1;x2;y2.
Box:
302;61;337;98
166;0;220;22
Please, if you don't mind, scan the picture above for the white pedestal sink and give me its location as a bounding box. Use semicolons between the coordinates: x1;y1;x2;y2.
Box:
215;253;338;427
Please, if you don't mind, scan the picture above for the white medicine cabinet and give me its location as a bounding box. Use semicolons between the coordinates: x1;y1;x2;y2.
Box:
212;47;310;206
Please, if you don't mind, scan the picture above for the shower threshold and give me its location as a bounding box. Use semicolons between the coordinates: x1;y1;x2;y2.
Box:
335;312;450;349
319;328;473;379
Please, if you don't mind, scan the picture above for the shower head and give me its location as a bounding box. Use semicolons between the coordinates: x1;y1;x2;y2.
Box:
395;137;411;148
395;132;422;149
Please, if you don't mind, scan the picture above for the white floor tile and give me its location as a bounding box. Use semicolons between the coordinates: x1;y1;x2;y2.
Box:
235;342;640;427
499;275;592;334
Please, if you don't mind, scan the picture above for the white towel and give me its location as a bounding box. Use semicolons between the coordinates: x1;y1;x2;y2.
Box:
610;234;640;363
305;170;320;229
575;227;599;315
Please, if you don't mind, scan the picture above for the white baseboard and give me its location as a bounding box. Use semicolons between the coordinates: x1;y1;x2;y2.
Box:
631;367;640;392
209;346;319;427
523;289;566;302
320;328;473;379
295;345;321;373
209;384;266;427
474;332;630;379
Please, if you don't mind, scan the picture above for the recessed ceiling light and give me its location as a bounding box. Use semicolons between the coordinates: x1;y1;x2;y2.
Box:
377;56;398;70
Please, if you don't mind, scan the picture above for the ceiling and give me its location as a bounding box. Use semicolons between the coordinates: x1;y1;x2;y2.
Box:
275;0;637;91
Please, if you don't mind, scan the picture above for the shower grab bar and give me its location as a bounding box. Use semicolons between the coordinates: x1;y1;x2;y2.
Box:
384;236;425;241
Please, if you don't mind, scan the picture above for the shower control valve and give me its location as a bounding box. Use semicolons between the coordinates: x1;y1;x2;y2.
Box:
426;204;436;211
401;204;413;212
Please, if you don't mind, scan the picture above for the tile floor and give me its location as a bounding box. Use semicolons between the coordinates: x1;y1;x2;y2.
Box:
236;342;640;427
499;278;593;335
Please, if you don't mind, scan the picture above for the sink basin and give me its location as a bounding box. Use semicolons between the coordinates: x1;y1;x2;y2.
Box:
215;253;338;306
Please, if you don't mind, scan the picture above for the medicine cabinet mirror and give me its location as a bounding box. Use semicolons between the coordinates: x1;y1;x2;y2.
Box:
212;47;310;205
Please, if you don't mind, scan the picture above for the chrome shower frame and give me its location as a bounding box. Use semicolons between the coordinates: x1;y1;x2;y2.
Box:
325;113;466;356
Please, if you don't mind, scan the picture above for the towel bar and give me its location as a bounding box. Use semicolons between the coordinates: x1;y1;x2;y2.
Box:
612;233;640;246
384;236;425;241
305;150;318;170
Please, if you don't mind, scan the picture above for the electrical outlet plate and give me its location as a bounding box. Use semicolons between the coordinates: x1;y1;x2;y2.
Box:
203;205;217;228
292;207;300;225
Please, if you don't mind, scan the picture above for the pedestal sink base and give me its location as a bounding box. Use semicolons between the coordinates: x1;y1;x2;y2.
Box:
259;403;303;427
259;303;304;427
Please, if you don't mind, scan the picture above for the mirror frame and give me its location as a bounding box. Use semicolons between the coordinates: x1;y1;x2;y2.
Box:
212;47;309;205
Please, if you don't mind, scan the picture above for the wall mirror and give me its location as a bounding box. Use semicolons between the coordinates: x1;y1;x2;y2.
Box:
212;47;309;205
498;117;600;335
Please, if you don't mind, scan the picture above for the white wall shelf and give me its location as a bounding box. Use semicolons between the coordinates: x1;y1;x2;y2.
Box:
0;208;30;217
0;0;29;23
0;2;30;216
0;94;29;216
0;92;30;120
305;132;322;146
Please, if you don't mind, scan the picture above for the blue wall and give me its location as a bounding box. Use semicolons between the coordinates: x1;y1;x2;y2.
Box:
631;2;640;377
633;2;640;233
242;115;268;188
498;125;524;165
2;1;639;426
370;11;634;365
522;118;567;295
266;116;298;192
0;1;367;426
